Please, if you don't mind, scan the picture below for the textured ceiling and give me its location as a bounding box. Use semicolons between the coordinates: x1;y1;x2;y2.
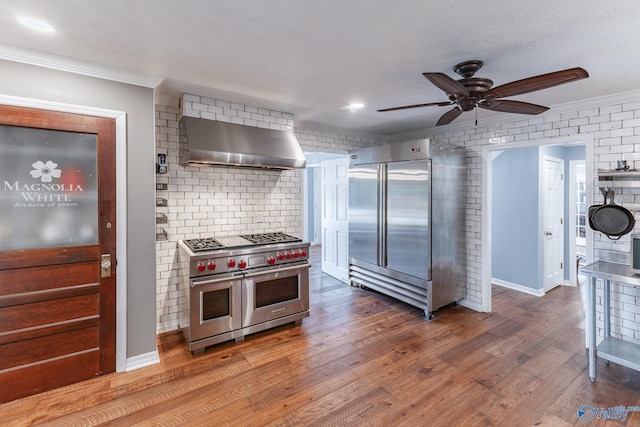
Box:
0;1;639;135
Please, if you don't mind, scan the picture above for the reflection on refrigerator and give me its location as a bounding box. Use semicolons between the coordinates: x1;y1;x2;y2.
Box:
348;139;466;318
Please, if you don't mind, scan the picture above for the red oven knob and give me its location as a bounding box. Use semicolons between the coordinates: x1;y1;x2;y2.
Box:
301;250;307;257
293;251;300;258
239;260;247;269
228;259;236;268
277;253;285;260
285;252;292;259
197;262;206;272
208;261;216;270
268;256;276;265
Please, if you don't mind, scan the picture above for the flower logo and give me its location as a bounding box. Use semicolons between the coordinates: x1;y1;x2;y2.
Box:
30;160;62;183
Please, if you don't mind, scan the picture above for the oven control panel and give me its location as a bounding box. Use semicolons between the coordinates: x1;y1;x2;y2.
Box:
189;245;309;277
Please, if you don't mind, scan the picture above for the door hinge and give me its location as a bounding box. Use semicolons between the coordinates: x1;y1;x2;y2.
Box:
560;262;563;269
560;218;563;225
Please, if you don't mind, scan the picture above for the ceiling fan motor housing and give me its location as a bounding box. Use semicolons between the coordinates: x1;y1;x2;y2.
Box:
453;77;494;110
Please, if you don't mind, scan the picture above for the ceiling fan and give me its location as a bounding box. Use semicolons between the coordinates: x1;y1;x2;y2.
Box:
378;60;589;126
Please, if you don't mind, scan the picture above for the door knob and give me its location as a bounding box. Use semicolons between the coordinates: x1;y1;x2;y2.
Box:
101;254;112;278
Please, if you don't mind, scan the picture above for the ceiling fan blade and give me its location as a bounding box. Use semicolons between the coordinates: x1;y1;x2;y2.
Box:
479;99;549;115
485;67;589;99
377;101;452;112
436;107;463;126
423;73;469;97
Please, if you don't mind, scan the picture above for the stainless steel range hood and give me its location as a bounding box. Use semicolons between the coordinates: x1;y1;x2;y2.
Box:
179;116;306;169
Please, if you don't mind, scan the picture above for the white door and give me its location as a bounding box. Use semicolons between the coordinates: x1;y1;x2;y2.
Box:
543;156;564;292
313;167;322;243
321;156;349;283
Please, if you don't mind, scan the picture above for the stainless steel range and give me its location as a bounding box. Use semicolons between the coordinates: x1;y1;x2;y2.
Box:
177;232;310;354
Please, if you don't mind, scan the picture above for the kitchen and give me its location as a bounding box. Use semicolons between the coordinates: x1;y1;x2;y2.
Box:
1;1;640;425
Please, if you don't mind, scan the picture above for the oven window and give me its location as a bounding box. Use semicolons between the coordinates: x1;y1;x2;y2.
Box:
202;288;230;321
255;276;299;308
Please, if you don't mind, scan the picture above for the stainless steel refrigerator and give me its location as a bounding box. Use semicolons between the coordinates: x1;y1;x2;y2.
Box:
348;139;465;318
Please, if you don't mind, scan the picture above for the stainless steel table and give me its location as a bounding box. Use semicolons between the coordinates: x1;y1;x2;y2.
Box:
580;261;640;381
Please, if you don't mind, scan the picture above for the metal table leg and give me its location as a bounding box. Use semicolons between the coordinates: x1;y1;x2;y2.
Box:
603;279;611;337
588;275;597;381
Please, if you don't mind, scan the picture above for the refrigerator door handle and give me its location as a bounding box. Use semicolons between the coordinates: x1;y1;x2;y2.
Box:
379;163;387;268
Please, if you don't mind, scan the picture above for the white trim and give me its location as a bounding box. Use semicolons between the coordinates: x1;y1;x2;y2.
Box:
114;113;128;373
0;94;129;372
568;160;586;288
126;349;160;372
481;150;494;313
0;43;163;89
302;166;309;243
482;134;593;312
493;278;545;297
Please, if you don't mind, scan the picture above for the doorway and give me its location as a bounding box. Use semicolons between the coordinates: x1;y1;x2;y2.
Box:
542;155;565;292
303;152;349;283
569;160;587;285
0;105;118;402
482;136;592;311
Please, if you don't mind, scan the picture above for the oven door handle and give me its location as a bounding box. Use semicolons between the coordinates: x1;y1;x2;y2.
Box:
191;274;242;288
242;263;311;279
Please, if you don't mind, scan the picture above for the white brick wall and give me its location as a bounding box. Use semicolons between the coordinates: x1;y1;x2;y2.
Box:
397;101;640;345
157;94;640;346
155;96;383;332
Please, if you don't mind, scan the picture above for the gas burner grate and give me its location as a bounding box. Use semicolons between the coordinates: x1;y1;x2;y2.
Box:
183;238;226;252
240;232;301;245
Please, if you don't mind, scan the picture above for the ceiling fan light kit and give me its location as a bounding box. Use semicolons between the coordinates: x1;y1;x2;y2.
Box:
379;60;589;126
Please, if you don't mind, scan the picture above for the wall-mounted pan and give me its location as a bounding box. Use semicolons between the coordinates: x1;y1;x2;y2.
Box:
589;189;635;240
588;188;607;231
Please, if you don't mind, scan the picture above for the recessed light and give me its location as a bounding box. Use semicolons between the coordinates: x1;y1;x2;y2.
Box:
349;102;365;110
18;17;55;33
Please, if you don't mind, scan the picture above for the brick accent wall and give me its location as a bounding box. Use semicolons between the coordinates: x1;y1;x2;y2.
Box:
400;100;640;345
154;95;383;332
156;93;640;346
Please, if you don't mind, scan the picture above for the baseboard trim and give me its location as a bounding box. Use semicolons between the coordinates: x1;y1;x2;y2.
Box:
126;349;160;372
493;278;545;297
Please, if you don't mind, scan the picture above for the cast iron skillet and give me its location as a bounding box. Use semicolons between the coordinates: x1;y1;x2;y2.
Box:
588;188;607;232
590;189;635;240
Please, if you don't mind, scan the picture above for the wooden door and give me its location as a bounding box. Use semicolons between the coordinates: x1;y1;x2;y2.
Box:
320;157;349;283
0;105;116;403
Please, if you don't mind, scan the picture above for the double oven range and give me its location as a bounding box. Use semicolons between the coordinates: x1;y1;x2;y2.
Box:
177;232;310;354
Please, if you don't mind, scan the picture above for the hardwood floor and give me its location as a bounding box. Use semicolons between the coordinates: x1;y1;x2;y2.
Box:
2;246;639;426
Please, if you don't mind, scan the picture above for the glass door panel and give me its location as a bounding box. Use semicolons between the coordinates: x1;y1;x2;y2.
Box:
0;125;98;250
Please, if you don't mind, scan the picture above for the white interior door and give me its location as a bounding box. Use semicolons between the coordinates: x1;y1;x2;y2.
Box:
543;156;564;292
313;167;322;243
321;156;349;283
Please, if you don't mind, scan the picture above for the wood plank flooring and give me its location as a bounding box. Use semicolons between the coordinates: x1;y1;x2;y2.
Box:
1;246;639;426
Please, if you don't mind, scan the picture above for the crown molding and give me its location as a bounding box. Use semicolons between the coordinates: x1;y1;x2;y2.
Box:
0;43;164;88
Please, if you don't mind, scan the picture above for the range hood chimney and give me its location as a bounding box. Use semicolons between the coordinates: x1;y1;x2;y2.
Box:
179;116;306;169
